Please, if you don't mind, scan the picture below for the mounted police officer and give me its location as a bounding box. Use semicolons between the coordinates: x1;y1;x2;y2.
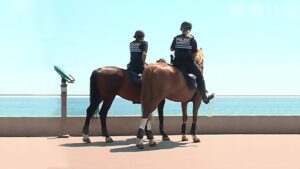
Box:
127;30;148;74
170;21;214;104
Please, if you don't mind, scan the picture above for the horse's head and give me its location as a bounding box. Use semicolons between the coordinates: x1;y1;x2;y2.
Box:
194;48;204;73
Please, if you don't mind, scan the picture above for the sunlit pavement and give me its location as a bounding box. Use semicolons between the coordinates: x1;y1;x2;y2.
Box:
1;135;300;169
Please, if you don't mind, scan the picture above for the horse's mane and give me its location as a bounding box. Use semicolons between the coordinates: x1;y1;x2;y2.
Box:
194;48;204;66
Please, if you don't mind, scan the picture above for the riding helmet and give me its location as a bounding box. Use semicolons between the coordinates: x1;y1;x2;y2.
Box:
180;21;192;31
134;30;145;40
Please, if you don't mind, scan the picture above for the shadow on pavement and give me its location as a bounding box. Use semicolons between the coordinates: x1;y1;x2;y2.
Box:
110;140;198;153
59;137;137;147
59;137;199;152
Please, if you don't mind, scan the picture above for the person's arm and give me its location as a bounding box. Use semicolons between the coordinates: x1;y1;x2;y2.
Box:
142;51;147;65
142;41;148;65
170;37;176;51
192;38;198;59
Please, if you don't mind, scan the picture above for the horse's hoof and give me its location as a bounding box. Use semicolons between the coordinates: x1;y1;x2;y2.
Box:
105;137;113;143
162;135;170;141
149;139;157;147
192;136;200;143
136;143;144;149
83;137;91;143
138;144;144;149
182;135;188;141
83;134;91;143
136;139;144;149
193;138;200;143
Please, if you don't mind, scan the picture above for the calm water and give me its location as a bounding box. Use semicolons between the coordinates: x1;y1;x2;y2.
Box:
0;96;300;117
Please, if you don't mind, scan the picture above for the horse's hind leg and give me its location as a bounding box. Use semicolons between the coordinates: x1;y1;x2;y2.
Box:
157;99;170;141
181;102;189;141
99;96;115;143
82;100;101;143
145;114;156;147
191;96;201;143
136;101;159;149
136;118;148;149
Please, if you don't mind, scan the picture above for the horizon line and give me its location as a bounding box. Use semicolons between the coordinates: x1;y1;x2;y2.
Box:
1;94;300;97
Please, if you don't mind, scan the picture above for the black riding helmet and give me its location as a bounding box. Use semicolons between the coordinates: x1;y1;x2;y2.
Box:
180;21;192;31
133;30;145;40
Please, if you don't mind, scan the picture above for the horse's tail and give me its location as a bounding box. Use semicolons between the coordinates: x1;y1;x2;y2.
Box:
141;67;155;118
89;69;102;116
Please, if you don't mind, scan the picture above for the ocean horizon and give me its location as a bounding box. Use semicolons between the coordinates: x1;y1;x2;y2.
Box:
0;95;300;117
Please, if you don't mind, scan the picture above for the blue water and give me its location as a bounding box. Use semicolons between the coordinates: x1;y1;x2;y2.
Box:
0;96;300;117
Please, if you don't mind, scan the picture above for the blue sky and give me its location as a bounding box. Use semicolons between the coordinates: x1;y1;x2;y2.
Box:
0;0;299;95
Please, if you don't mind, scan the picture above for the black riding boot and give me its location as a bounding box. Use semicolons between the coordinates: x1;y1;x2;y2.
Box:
198;79;214;104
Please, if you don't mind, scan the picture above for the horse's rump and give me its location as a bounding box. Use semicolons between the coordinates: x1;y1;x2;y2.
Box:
92;66;141;102
142;63;197;103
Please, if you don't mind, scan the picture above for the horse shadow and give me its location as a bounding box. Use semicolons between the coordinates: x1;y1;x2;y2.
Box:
59;137;137;148
110;140;197;153
59;137;198;152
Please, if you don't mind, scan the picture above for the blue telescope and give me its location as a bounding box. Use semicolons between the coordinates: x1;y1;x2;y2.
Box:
54;65;75;83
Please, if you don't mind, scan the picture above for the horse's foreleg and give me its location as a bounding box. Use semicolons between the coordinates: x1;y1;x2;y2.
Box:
181;102;188;141
99;97;115;143
158;99;169;141
191;96;201;143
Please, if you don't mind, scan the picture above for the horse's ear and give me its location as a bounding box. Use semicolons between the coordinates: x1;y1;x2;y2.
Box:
156;58;166;63
198;48;204;57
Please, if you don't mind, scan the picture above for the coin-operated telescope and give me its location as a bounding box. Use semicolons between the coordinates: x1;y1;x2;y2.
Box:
54;65;75;138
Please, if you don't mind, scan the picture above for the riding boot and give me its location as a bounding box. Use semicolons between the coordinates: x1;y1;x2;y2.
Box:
198;79;215;104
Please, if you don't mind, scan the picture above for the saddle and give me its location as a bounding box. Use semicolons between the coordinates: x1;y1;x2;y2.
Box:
170;55;197;89
127;70;142;104
127;70;142;86
181;71;197;89
127;65;197;101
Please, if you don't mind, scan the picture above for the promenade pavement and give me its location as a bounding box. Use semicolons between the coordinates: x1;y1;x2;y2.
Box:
1;135;300;169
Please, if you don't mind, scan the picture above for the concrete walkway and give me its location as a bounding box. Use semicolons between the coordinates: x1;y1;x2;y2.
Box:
1;135;300;169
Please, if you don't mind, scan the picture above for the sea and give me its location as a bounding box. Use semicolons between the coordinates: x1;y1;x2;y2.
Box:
0;96;300;117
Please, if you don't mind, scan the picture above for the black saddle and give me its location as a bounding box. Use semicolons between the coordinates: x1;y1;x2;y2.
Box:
170;55;197;89
127;70;142;86
171;64;197;89
182;72;197;89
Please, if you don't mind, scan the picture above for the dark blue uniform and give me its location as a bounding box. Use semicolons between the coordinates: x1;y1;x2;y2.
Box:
128;40;148;74
171;34;197;65
171;34;204;88
170;22;214;105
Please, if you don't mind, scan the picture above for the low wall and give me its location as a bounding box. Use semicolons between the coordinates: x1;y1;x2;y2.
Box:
1;116;300;136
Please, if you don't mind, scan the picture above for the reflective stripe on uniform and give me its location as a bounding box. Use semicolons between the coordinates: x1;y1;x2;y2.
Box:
175;44;192;49
130;48;142;52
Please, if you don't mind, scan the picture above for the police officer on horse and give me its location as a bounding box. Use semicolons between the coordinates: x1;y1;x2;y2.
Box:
127;30;148;74
170;21;214;104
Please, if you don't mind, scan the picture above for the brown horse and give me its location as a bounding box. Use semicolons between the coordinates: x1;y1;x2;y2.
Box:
82;66;169;143
136;49;205;148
